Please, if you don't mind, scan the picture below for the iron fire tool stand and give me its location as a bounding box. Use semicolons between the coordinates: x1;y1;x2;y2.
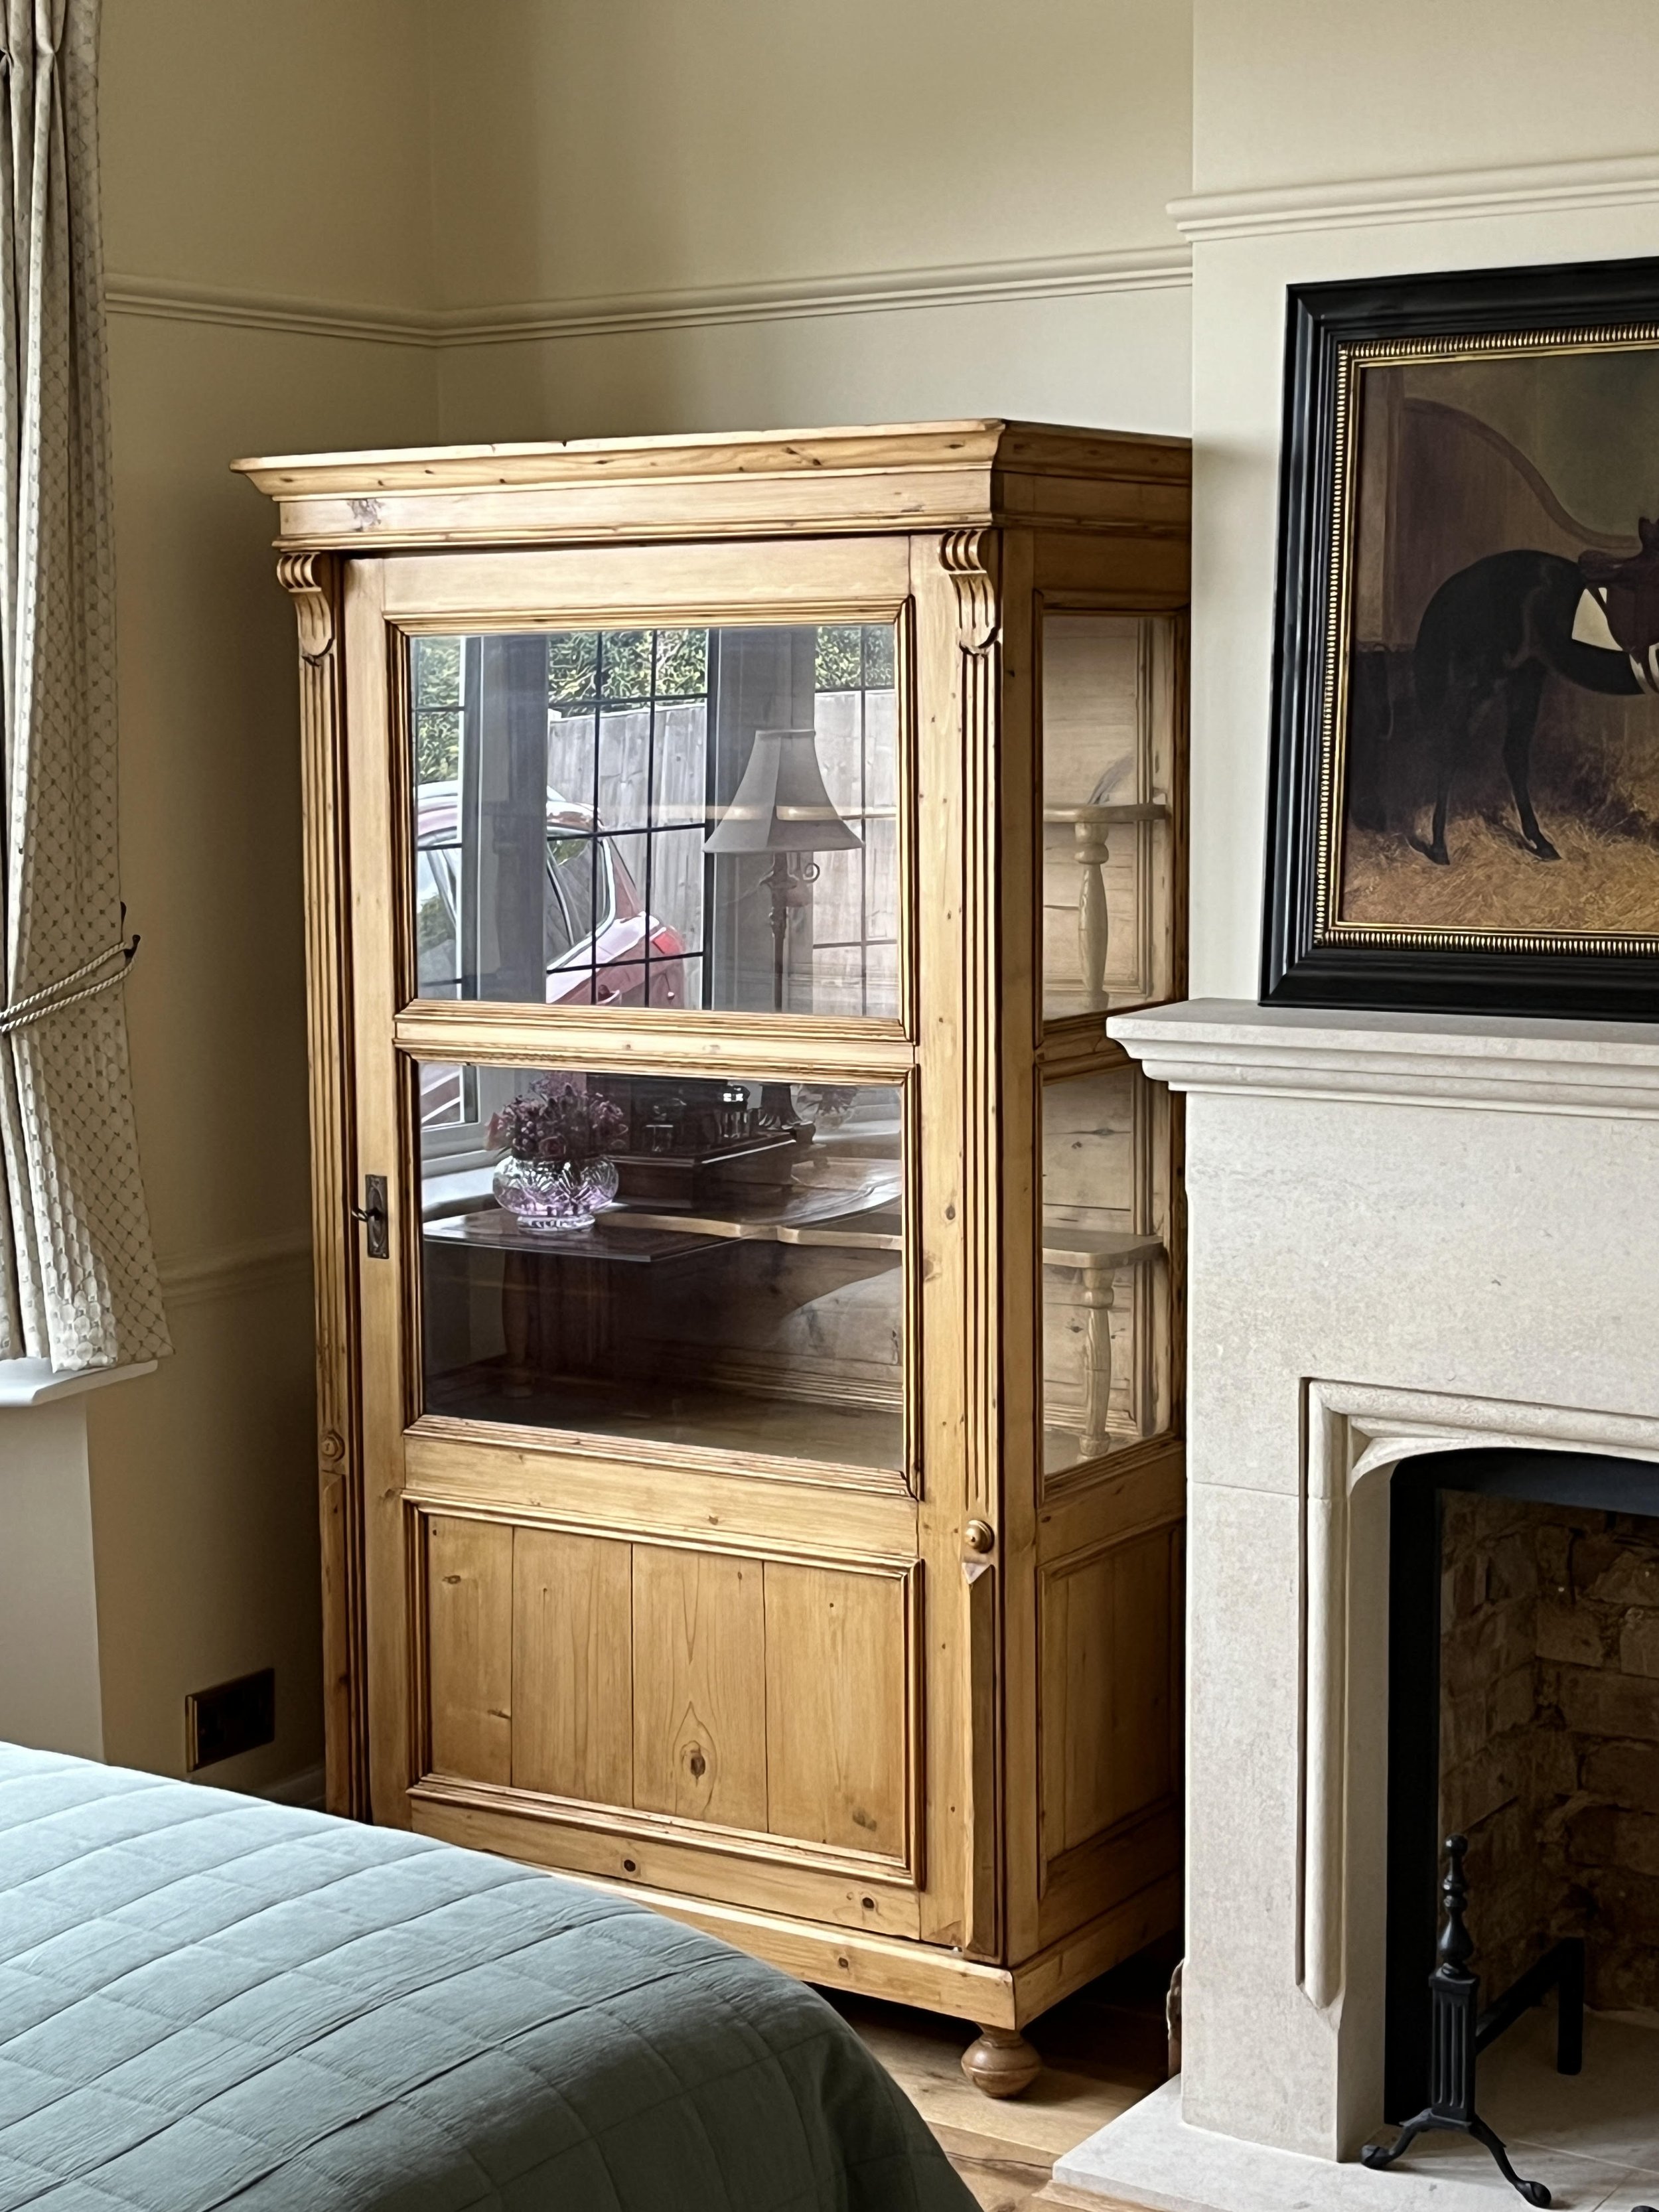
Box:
1362;1835;1584;2207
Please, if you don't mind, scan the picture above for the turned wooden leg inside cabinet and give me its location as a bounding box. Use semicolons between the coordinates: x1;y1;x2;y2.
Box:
961;2026;1043;2099
500;1250;533;1398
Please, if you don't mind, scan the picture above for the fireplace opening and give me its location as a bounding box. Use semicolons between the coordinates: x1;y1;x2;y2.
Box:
1385;1447;1659;2126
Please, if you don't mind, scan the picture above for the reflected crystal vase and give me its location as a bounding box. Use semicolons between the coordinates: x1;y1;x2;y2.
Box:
492;1151;618;1232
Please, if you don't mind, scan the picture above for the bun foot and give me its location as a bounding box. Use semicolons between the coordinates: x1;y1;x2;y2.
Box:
961;2025;1041;2099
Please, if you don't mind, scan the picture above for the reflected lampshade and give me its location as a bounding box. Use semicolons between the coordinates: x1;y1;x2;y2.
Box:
703;727;863;855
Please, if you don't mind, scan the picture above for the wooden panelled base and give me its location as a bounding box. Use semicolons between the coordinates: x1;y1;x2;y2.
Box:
414;1794;1178;2033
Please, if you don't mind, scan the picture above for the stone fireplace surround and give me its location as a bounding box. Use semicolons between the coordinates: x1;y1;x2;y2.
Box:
1054;1001;1659;2212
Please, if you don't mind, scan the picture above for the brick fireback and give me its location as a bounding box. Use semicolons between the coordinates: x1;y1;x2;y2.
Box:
1441;1492;1659;2014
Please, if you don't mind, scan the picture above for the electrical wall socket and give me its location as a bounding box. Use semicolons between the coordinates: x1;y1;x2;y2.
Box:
185;1667;275;1771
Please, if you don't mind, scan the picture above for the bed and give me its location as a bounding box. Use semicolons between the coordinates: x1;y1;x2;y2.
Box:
0;1745;974;2210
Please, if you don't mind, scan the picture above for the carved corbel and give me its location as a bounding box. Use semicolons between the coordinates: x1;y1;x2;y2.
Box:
941;528;1000;654
276;551;340;666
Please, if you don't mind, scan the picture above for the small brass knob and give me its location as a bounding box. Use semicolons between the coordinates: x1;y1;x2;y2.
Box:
965;1518;995;1555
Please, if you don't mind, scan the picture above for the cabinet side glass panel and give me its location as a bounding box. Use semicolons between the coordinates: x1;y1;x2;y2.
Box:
410;623;899;1020
418;1062;905;1471
1041;613;1177;1021
1041;1065;1170;1477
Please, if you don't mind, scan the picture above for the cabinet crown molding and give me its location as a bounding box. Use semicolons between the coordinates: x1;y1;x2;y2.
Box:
234;419;1191;553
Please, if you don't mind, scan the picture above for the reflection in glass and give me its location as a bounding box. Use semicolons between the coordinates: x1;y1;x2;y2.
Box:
702;727;863;1013
408;623;899;1018
1042;615;1176;1020
1041;1067;1167;1476
419;1064;905;1471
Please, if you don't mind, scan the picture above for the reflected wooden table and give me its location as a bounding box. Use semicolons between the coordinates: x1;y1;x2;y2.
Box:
423;1158;903;1399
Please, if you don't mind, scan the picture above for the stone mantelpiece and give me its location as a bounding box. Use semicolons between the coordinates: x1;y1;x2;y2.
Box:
1112;998;1659;1118
1058;999;1659;2211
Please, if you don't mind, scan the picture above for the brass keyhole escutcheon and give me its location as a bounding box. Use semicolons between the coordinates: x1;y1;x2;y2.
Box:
965;1519;995;1555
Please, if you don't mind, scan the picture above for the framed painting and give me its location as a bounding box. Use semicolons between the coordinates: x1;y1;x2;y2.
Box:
1263;256;1659;1017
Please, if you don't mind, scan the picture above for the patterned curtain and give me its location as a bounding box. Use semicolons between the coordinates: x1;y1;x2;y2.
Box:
0;0;167;1368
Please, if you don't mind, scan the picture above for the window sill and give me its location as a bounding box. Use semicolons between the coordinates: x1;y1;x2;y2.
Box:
0;1358;159;1409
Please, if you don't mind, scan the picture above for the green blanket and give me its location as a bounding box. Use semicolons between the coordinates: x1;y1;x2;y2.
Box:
0;1745;974;2210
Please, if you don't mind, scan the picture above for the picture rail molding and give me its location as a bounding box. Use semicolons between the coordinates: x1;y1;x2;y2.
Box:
104;244;1192;352
1171;151;1659;242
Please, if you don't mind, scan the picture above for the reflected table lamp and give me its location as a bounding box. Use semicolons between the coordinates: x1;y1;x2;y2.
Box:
703;726;862;1013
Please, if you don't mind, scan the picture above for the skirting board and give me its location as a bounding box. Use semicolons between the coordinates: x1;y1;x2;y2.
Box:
1050;2079;1638;2212
256;1765;326;1812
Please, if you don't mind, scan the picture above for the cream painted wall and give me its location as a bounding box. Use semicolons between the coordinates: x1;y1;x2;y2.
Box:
1186;0;1659;1004
435;289;1195;446
429;0;1194;442
86;3;441;1790
86;0;1659;1797
1193;5;1658;194
102;0;434;308
427;0;1189;307
82;0;1192;1790
82;1;1194;1789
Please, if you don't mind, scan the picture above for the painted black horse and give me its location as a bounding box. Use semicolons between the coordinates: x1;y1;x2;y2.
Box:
1409;524;1659;865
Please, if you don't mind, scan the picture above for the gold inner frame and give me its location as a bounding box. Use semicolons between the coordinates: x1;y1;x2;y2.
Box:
1315;321;1659;956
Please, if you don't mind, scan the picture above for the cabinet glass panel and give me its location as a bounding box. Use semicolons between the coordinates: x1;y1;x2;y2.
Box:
419;1061;905;1470
1041;1065;1169;1477
1042;613;1177;1021
410;623;899;1017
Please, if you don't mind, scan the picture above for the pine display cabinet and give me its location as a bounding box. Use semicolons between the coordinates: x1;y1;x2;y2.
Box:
239;420;1189;2092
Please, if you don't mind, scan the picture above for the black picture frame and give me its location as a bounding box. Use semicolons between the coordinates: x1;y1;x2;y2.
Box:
1262;256;1659;1019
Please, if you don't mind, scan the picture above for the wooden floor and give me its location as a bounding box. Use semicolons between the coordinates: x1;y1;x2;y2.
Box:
830;1937;1176;2210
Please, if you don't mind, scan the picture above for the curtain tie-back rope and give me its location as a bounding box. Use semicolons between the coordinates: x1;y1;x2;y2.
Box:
0;935;139;1034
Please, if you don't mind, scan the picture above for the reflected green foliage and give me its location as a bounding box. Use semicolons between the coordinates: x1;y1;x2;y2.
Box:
413;635;462;707
415;709;461;784
601;630;654;701
816;623;895;694
415;891;452;957
547;632;599;703
815;625;863;692
654;628;709;697
413;638;464;782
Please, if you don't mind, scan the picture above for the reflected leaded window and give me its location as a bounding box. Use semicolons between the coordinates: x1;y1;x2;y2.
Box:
408;623;899;1021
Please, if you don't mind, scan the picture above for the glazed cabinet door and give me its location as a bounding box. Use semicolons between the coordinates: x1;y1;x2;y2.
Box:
338;539;987;1960
1003;580;1189;1972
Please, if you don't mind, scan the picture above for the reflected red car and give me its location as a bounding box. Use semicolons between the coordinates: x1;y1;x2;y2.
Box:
415;781;687;1007
415;784;688;1128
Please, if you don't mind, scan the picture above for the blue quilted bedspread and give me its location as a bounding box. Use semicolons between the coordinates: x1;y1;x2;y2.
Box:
0;1745;974;2210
